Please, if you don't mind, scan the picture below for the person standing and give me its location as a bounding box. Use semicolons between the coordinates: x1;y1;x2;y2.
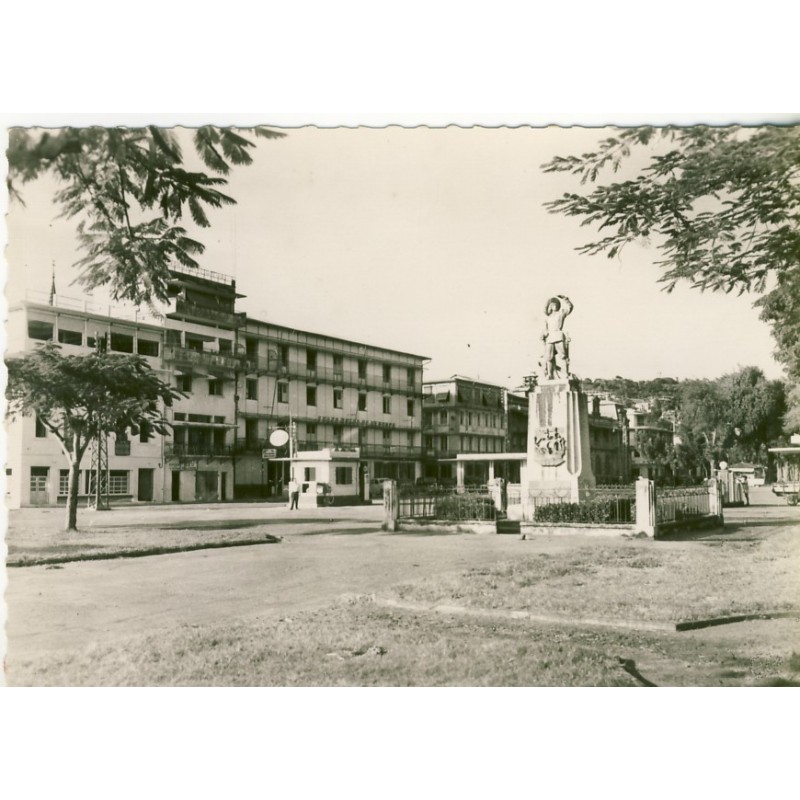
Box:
288;477;300;510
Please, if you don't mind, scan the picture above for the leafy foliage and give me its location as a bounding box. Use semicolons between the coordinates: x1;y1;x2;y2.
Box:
6;342;182;529
533;499;633;524
7;125;284;306
543;125;800;381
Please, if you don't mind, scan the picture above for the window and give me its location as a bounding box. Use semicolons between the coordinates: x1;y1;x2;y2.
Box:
333;354;344;374
335;467;353;485
407;399;414;417
28;321;54;341
110;332;134;353
358;392;367;411
407;367;415;387
383;430;392;444
333;425;343;443
306;349;317;371
407;432;414;448
306;423;317;437
174;412;187;422
334;388;343;409
108;470;129;494
278;382;289;403
58;328;83;346
358;360;367;380
383;364;392;383
439;435;448;451
306;385;317;406
137;339;159;357
246;338;258;358
114;431;130;456
439;410;448;424
246;379;258;400
177;375;192;393
218;339;232;354
208;378;223;396
304;467;316;482
278;345;289;367
139;421;152;444
245;419;259;445
35;416;48;438
382;395;391;415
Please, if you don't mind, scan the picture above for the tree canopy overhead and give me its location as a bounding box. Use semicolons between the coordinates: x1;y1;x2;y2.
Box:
7;125;285;306
543;125;800;379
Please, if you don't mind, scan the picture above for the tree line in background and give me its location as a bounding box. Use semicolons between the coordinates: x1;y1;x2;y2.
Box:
587;366;787;483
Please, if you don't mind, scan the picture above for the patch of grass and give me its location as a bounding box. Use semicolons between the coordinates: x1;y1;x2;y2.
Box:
9;597;799;687
7;600;639;687
789;652;800;673
383;529;800;624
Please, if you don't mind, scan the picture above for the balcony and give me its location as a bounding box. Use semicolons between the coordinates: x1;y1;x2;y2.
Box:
170;298;244;327
164;345;243;371
165;443;234;459
358;443;422;459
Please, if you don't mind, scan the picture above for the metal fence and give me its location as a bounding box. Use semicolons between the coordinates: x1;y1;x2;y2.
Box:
398;485;496;521
655;485;711;525
506;483;636;524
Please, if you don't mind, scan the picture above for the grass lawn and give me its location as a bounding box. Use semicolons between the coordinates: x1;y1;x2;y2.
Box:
382;525;800;624
9;598;799;687
5;522;284;566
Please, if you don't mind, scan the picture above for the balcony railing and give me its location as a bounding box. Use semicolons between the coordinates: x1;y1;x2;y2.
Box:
241;360;420;394
171;298;244;327
163;345;243;371
165;443;234;459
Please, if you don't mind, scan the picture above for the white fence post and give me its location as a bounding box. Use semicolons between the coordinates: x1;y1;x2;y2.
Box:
635;477;656;538
708;478;724;524
382;479;399;531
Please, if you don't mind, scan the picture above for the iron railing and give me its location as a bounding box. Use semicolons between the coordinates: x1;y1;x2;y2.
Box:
163;345;243;371
655;485;711;524
171;298;244;327
398;485;496;521
165;443;234;459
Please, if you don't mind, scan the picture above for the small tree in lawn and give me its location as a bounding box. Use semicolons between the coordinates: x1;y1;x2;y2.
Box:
6;342;181;531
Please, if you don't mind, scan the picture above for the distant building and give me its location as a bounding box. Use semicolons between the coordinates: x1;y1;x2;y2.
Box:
422;376;507;484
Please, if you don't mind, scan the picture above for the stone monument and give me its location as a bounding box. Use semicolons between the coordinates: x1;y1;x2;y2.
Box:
523;296;595;518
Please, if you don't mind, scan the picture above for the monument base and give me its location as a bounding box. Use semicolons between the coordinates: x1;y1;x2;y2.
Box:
523;378;595;521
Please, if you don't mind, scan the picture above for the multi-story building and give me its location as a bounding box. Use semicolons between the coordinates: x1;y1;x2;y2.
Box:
587;396;631;484
6;266;427;508
422;376;507;484
6;290;170;507
236;316;426;502
626;404;675;481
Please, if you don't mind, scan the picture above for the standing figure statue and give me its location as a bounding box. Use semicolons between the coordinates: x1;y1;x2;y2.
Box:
540;295;573;380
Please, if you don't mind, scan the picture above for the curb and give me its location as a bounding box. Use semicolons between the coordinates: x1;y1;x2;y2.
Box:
7;535;283;568
675;610;800;631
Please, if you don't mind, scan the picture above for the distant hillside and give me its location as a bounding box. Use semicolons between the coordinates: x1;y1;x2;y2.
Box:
582;377;680;409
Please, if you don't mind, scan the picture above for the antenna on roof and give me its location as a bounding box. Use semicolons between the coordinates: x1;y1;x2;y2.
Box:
48;261;56;306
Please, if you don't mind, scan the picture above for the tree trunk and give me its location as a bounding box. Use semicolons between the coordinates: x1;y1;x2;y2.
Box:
65;457;81;531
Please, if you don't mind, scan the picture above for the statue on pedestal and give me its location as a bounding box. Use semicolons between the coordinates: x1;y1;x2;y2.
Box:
540;295;573;380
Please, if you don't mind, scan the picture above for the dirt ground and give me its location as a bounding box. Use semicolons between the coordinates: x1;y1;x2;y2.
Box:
3;487;798;685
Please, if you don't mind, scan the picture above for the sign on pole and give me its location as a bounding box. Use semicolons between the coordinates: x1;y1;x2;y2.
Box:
262;448;277;459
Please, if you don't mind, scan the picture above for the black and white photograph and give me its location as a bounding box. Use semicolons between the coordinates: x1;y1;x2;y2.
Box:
3;120;799;691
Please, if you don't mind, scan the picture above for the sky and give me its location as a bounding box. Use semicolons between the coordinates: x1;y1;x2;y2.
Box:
3;124;784;387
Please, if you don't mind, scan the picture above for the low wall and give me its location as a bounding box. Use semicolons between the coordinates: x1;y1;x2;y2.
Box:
519;523;638;539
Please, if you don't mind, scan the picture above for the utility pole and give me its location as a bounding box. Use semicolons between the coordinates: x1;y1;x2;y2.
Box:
87;330;110;511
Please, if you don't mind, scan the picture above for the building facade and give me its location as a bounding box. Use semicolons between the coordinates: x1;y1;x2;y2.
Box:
422;376;508;484
6;266;426;508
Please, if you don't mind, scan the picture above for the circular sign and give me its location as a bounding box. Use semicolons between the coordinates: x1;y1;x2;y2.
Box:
269;428;290;447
